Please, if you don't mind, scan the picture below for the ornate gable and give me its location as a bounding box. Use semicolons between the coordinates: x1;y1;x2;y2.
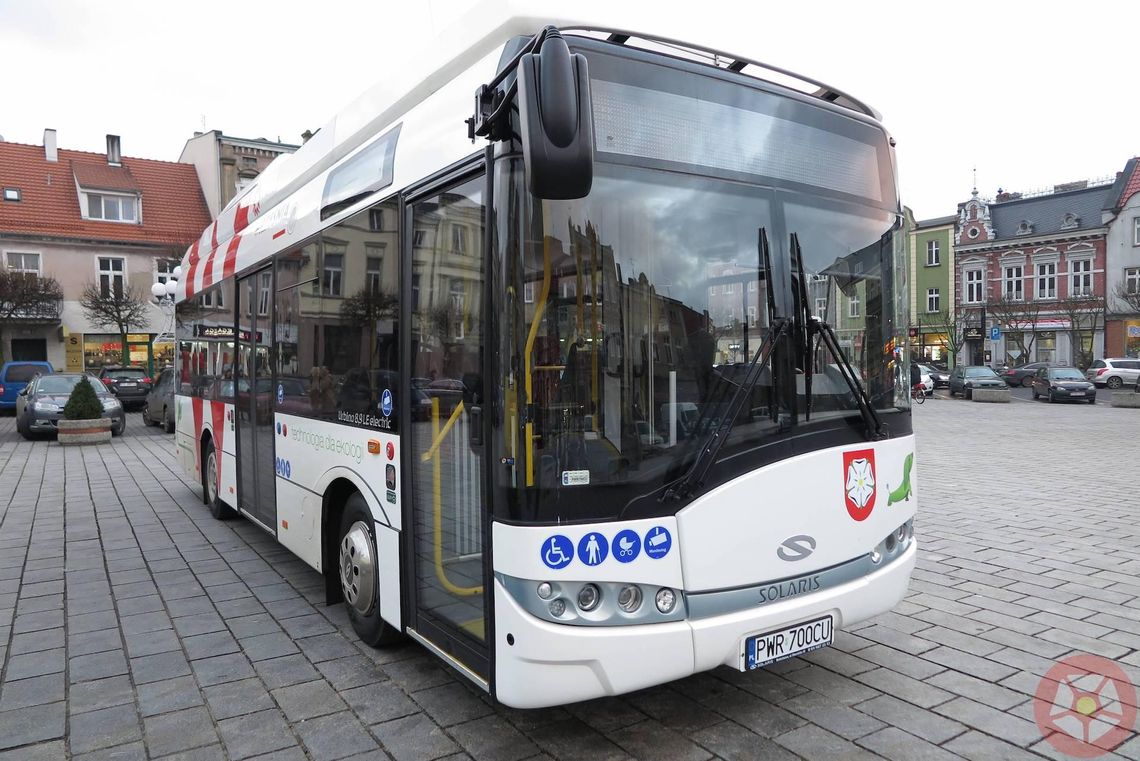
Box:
956;189;994;244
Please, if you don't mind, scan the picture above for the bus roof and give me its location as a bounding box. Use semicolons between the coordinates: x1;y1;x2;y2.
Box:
177;4;883;304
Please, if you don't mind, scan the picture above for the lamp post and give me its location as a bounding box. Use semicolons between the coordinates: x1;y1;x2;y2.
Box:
150;266;181;372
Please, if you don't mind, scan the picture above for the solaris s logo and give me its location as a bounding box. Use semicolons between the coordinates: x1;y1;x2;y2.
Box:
777;535;817;562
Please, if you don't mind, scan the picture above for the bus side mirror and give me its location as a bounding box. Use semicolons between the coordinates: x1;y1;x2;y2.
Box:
516;30;594;200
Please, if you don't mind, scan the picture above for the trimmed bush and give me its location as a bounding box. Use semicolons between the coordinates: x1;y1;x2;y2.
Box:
63;376;104;420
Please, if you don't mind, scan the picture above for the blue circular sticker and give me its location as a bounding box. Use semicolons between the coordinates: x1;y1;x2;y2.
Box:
541;535;573;570
613;529;641;563
381;388;393;417
644;526;672;559
577;532;609;566
276;383;284;404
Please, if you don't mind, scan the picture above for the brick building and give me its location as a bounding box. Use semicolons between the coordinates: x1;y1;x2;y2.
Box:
953;181;1112;369
1102;157;1140;357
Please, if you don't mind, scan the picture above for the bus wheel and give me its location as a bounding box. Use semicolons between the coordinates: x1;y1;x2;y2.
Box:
202;440;235;520
339;493;401;646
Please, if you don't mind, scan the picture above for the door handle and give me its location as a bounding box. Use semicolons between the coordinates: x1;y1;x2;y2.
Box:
468;405;483;447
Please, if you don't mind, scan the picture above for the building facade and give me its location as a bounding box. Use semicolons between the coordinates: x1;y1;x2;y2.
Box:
1102;157;1140;358
909;214;956;364
179;131;299;219
0;130;212;371
953;181;1111;369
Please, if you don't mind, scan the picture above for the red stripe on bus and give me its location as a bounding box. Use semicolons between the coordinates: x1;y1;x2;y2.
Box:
210;221;219;251
222;235;241;280
234;203;250;234
209;402;227;494
192;397;204;473
272;229;286;240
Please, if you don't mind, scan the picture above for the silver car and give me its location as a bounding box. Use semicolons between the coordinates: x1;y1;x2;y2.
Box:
15;373;126;439
1086;358;1140;389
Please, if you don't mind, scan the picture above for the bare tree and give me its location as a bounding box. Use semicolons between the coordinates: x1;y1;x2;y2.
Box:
79;282;151;364
340;287;398;367
1056;294;1105;369
917;304;971;367
1113;282;1140;314
0;270;64;362
986;295;1044;366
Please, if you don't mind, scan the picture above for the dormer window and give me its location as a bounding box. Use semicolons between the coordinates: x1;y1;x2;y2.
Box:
86;192;139;223
1016;220;1034;236
1061;212;1079;230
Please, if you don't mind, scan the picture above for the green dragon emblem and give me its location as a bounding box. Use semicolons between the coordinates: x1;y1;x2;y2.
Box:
886;453;914;506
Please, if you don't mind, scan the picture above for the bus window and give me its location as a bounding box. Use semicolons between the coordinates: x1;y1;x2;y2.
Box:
176;281;236;399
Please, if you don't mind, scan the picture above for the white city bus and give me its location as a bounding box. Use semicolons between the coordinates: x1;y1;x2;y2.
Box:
173;12;918;708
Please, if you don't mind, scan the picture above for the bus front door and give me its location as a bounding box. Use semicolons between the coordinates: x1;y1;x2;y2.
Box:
405;172;490;684
235;268;277;530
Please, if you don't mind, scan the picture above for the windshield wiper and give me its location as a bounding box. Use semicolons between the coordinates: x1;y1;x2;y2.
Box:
791;233;885;441
662;228;784;502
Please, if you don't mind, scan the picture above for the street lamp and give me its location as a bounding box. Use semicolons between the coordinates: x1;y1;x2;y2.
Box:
150;267;181;370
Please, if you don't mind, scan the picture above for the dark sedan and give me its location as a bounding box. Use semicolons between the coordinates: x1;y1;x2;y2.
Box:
1031;367;1096;404
1000;361;1058;388
15;373;126;439
919;363;949;389
948;366;1006;399
97;365;153;409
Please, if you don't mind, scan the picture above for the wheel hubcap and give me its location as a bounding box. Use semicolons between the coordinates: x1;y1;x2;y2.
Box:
206;452;217;503
340;521;375;615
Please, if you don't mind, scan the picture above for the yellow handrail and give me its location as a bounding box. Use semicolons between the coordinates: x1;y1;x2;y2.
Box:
523;236;553;487
420;397;482;597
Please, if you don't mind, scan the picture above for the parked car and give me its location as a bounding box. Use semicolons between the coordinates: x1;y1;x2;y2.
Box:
1000;361;1061;388
919;364;948;389
96;365;153;409
16;373;125;439
1031;367;1096;404
0;361;54;411
1086;358;1140;389
948;366;1006;399
142;367;177;432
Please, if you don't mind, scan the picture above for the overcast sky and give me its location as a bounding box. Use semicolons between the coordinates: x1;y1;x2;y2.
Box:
2;0;1137;219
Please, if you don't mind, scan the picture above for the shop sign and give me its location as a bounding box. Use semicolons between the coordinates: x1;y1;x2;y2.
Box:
127;333;151;342
964;327;984;341
1038;331;1056;340
65;332;84;372
193;325;263;342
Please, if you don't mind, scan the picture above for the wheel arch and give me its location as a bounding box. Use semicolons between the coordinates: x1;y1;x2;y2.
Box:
318;473;395;606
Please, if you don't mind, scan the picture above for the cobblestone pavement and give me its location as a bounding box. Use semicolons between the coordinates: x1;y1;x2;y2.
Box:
1;398;1139;761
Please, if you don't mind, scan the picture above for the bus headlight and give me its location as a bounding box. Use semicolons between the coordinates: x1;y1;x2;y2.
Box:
549;598;567;617
617;585;642;613
536;582;553;599
655;587;677;614
577;583;601;612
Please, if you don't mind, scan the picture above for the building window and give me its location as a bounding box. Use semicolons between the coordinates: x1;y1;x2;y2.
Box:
1037;262;1056;299
6;251;41;276
1015;220;1033;236
87;193;138;223
747;305;757;327
1071;259;1092;296
748;279;756;292
451;225;468;255
966;269;983;303
199;288;225;309
257;271;272;316
98;257;126;298
1133;217;1140;246
1004;265;1023;301
926;240;940;266
411;274;421;310
1061;213;1079;230
1125;267;1140;295
322;252;344;296
848;295;859;318
365;256;382;294
369;208;384;231
926;288;940;313
814;297;828;320
3;188;20;202
412;229;426;248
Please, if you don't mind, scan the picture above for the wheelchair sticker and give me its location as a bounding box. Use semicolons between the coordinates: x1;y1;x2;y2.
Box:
613;529;641;563
541;535;573;570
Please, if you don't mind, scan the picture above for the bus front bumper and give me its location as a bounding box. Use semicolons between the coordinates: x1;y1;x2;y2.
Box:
493;541;916;709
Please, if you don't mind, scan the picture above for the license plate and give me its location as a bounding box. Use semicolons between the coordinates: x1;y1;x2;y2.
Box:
119;382;136;388
1070;391;1085;396
743;615;833;670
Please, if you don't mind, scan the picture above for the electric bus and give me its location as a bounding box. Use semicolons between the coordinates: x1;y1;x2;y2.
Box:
173;13;918;708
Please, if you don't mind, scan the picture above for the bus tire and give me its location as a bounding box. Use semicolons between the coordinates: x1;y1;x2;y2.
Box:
202;439;236;520
339;493;401;647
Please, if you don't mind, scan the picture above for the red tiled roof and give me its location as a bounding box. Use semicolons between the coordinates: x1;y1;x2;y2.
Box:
1119;160;1140;211
72;160;140;192
0;141;211;248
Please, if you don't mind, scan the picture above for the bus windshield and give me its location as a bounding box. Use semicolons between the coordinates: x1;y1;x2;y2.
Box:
493;51;908;524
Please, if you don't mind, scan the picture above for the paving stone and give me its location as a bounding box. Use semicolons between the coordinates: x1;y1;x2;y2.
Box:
0;673;65;711
295;632;360;663
217;708;295;760
271;679;347;721
124;627;181;658
773;724;884;761
71;741;148;761
343;680;420;725
294;711;379;759
606;719;712;761
136;675;204;717
3;647;65;679
413;681;494;727
254;653;319;689
942;729;1047;761
69;703;143;755
70;648;129;683
0;740;67;761
783;690;887;740
143;706;218;757
191;652;256;687
241;631;300;661
856;726;965;761
0;701;66;749
181;629;240;660
933;696;1043;747
203;677;275;720
68;627;124;657
853;695;966;744
8;627;64;655
69;675;137;714
130;650;192;684
372;712;463;761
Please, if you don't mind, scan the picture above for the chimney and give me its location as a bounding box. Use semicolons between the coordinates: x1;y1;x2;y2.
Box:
106;134;121;166
44;128;58;162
